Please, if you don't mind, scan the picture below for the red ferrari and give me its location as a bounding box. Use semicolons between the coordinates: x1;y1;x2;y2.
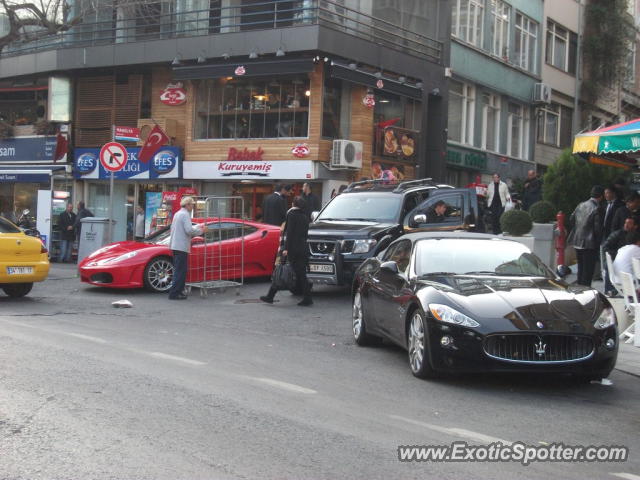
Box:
79;218;281;292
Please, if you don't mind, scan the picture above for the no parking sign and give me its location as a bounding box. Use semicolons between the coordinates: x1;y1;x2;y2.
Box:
99;142;128;172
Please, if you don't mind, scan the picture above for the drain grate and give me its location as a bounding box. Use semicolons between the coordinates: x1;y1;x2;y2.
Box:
234;298;268;304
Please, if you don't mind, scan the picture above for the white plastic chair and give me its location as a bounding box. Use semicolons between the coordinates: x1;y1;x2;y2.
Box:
605;251;623;294
619;272;639;345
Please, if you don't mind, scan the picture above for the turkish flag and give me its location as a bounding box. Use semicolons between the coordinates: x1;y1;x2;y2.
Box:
54;132;68;162
138;124;169;163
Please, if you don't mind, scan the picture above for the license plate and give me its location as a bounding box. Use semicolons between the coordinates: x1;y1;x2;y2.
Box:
309;263;334;274
7;266;33;275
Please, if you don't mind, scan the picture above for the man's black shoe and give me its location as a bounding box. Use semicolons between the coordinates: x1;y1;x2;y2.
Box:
297;299;313;306
260;295;274;304
169;294;188;300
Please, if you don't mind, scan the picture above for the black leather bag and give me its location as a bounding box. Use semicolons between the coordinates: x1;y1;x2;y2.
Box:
272;261;297;290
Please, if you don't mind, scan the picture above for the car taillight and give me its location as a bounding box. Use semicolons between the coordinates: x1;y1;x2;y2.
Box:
41;244;48;254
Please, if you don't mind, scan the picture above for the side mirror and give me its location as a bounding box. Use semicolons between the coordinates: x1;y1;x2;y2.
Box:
311;211;319;222
191;236;204;245
22;209;30;216
380;260;399;274
556;265;571;279
413;214;427;224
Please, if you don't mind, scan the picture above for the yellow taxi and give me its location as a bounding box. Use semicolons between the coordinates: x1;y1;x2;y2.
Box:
0;216;50;298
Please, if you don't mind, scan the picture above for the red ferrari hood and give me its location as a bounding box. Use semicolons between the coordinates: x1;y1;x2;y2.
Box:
80;241;166;266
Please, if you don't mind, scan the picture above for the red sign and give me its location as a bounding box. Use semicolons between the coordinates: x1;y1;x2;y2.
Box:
160;83;187;106
99;142;128;172
376;79;384;89
291;143;310;158
114;126;140;142
227;147;264;161
234;66;246;76
362;93;375;108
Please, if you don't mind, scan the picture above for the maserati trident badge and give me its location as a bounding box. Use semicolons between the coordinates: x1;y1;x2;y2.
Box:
535;338;547;357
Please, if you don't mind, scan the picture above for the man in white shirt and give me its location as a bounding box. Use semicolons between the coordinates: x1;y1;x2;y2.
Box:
612;231;640;285
168;197;203;300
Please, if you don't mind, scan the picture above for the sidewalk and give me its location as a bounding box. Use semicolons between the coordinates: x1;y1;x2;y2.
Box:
564;270;640;378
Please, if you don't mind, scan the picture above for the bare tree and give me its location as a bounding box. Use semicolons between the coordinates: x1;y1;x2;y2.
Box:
0;0;160;53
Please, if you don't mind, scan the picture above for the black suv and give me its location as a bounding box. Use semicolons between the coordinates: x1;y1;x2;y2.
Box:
307;179;480;286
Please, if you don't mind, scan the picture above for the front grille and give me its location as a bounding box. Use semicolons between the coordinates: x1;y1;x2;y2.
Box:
309;241;336;255
90;272;113;284
484;334;594;363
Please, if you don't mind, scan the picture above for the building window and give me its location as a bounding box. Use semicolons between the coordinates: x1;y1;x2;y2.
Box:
514;12;538;73
322;77;351;139
490;0;511;59
482;93;500;152
452;0;485;47
194;75;310;139
537;102;572;148
626;42;636;85
507;102;529;159
448;80;475;146
545;20;577;74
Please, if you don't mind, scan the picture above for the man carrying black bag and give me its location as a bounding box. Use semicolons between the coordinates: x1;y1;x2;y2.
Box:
260;196;313;306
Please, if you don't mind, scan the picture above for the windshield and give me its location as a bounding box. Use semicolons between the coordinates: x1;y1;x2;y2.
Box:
317;193;402;222
415;238;554;277
0;216;20;233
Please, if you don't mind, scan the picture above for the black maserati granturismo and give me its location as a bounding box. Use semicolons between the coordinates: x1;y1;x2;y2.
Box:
351;232;618;380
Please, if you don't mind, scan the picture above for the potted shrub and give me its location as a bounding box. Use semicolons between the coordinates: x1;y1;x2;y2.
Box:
529;200;557;267
500;209;534;250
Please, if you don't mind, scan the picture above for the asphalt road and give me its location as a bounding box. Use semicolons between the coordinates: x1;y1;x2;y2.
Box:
1;264;639;480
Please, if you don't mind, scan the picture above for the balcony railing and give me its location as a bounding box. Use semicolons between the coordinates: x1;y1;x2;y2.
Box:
0;0;442;63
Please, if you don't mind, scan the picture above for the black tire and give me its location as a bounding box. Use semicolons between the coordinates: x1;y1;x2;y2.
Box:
143;257;174;293
352;286;381;346
2;283;33;298
407;308;438;378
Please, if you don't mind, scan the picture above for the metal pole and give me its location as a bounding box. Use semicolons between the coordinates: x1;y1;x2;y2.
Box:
108;170;114;243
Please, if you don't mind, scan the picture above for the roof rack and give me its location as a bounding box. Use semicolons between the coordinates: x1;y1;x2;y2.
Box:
343;179;391;192
392;178;437;192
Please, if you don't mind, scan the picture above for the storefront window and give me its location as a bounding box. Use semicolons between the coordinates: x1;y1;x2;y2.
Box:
374;92;421;131
0;89;48;128
322;77;351;139
194;75;310;140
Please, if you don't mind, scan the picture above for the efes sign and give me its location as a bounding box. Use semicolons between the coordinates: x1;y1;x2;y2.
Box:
73;146;181;179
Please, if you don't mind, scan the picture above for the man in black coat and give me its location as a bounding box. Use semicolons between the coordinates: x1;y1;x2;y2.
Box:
301;182;321;220
522;169;542;211
262;184;291;226
57;202;77;262
73;201;94;240
610;191;640;233
260;196;312;306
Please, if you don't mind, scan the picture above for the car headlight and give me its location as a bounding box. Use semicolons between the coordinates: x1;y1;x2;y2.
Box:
429;304;480;328
352;239;377;254
594;306;616;330
106;251;139;264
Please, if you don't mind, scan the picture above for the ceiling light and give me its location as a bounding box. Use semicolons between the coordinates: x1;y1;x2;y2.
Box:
222;52;230;60
398;76;406;83
374;71;383;78
416;82;423;89
324;57;329;62
348;62;357;70
197;56;206;64
305;90;311;96
276;48;285;57
171;56;181;66
249;51;258;59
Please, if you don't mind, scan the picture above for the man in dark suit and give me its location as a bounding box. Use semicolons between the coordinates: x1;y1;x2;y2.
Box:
57;202;77;262
600;186;625;295
610;191;640;233
262;184;290;226
301;182;321;220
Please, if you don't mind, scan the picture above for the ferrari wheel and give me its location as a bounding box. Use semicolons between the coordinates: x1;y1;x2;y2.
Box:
2;283;33;298
352;287;381;346
408;309;437;378
144;257;174;293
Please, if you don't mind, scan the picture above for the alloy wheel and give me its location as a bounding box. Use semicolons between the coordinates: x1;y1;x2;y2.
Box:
146;258;174;292
408;311;425;374
353;291;363;340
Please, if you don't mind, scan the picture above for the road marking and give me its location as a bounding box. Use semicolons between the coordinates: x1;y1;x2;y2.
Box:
612;474;640;480
242;376;317;394
389;414;513;445
68;333;109;344
146;352;207;366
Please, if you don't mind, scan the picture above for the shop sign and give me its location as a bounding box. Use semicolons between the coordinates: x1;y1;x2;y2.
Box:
227;147;264;161
445;147;487;170
380;126;417;161
362;93;375;108
76;152;98;174
159;83;187;106
151;149;178;174
291;143;310;158
73;146;181;180
0;172;50;182
184;160;313;180
0;136;57;163
234;66;246;76
114;126;140;142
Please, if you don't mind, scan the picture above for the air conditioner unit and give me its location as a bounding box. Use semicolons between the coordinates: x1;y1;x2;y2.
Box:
331;140;363;169
533;83;552;104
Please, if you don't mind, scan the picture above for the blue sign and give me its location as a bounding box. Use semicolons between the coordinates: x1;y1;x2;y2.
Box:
152;149;177;175
76;152;98;174
0;136;58;163
0;172;50;182
73;146;181;180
